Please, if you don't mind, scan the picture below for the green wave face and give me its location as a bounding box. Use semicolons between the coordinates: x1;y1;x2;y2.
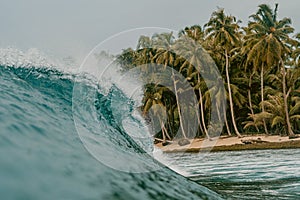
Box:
0;65;222;200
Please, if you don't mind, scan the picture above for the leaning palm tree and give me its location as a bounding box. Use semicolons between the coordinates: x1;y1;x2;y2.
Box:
204;8;243;137
243;3;295;136
150;32;191;140
142;84;173;143
173;35;212;139
196;73;210;138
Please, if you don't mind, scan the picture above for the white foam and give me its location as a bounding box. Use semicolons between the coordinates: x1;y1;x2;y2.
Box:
0;47;79;74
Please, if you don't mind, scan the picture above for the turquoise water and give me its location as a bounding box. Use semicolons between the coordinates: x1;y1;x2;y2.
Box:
165;149;300;199
0;65;221;199
1;60;299;199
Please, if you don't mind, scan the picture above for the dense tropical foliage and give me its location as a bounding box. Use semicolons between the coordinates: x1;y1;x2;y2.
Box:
115;4;300;144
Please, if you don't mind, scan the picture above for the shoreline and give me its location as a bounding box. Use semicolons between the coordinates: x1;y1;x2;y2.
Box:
155;135;300;153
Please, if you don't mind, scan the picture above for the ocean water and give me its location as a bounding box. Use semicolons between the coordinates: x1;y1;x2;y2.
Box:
0;60;221;200
165;149;300;199
1;50;299;200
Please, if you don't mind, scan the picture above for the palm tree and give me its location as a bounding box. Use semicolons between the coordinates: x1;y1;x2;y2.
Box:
286;67;300;136
293;33;300;68
243;70;261;132
115;3;300;141
283;66;300;136
179;25;205;43
244;65;300;136
173;35;212;138
151;33;176;67
281;60;295;136
135;35;155;65
196;73;210;138
115;48;139;71
144;86;171;143
204;8;243;137
149;32;192;140
244;3;295;136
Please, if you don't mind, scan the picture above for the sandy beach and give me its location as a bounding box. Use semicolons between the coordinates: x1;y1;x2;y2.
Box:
156;135;300;153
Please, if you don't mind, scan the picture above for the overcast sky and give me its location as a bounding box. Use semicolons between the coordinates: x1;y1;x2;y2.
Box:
1;0;300;64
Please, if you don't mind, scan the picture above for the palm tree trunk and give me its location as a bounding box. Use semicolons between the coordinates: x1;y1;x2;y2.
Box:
260;64;269;135
225;50;242;137
199;87;210;139
157;113;172;143
195;101;204;137
157;115;166;144
248;73;260;132
222;102;232;136
217;101;231;136
161;122;166;143
162;121;172;141
163;120;172;141
168;105;175;137
172;69;187;139
197;74;210;139
281;63;294;136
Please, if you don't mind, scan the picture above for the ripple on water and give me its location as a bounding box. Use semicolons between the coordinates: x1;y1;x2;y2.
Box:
162;149;300;199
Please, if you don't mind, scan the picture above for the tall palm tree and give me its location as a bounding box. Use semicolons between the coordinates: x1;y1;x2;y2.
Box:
204;8;242;137
173;35;212;138
244;3;295;136
149;32;192;140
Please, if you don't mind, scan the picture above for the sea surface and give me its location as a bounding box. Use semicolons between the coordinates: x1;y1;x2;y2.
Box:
1;50;299;199
164;149;300;199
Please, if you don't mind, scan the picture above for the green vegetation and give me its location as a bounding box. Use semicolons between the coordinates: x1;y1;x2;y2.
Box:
116;4;300;144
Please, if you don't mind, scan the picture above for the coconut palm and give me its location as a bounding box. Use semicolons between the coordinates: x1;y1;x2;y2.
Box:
115;3;300;142
135;36;156;66
115;48;139;71
293;33;300;67
204;8;242;137
173;35;213;138
148;32;193;140
151;33;176;67
179;25;205;43
245;65;300;136
142;84;174;143
284;66;300;135
243;3;295;136
241;70;261;132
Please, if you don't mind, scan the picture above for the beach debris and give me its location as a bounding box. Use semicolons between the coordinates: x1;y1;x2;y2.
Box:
178;138;191;146
289;135;299;139
241;138;269;144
